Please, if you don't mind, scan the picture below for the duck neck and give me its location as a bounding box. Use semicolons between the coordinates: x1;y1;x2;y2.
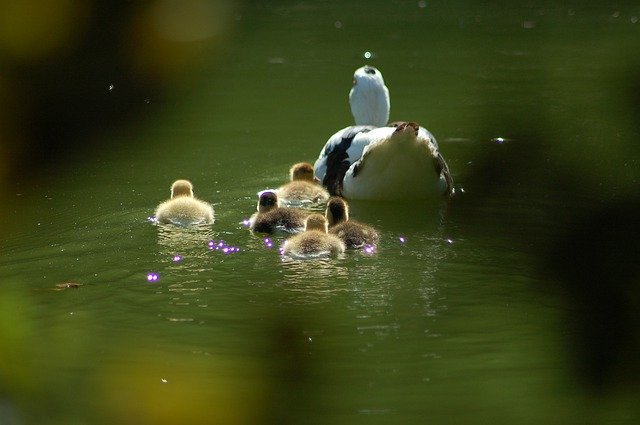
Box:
349;83;390;126
327;203;348;226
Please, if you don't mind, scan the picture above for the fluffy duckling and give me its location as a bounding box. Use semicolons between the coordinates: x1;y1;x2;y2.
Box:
249;190;310;234
276;162;330;205
282;214;346;257
325;196;379;249
155;179;214;226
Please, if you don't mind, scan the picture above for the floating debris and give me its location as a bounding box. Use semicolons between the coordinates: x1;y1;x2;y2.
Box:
49;282;83;291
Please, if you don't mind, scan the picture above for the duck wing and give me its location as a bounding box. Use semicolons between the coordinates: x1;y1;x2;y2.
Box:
314;125;375;196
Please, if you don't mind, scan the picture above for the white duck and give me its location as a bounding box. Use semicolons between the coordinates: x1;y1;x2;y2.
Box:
313;65;453;200
155;179;214;226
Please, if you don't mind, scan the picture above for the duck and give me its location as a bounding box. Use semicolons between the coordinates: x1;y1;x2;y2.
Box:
325;196;379;249
249;190;310;234
276;162;330;205
313;65;453;200
281;213;346;258
154;179;214;226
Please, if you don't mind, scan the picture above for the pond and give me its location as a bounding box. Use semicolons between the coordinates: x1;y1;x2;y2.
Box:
1;1;639;424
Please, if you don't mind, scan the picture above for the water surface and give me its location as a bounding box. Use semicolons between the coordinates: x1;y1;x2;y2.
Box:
1;1;639;424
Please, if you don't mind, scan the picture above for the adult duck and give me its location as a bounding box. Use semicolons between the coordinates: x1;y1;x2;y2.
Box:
155;179;214;226
281;214;346;258
249;190;310;234
276;162;330;205
313;65;453;200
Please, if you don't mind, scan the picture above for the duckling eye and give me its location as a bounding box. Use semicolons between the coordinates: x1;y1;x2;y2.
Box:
364;67;376;75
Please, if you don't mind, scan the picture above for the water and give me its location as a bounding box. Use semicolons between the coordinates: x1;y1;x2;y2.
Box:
1;1;639;424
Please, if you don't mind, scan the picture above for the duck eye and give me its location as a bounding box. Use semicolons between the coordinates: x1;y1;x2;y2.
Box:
364;67;376;75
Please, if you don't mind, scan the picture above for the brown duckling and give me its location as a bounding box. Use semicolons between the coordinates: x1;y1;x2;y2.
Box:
282;214;345;257
325;196;379;249
276;162;330;205
155;179;214;226
249;190;310;234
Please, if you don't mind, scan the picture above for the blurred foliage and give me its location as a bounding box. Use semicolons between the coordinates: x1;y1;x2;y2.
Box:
0;0;236;199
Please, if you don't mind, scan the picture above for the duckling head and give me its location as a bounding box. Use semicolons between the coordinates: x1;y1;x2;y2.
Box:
304;213;329;233
257;190;279;213
349;65;390;127
170;179;194;198
325;196;349;226
289;162;316;182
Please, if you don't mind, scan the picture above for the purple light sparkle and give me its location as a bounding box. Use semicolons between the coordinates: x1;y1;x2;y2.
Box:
172;255;182;262
363;244;376;255
147;273;159;282
207;239;241;255
263;238;273;248
399;236;407;244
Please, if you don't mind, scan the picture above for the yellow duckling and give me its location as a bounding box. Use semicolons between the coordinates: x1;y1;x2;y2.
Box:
325;196;379;248
276;162;330;205
154;179;214;226
282;213;346;257
249;190;310;233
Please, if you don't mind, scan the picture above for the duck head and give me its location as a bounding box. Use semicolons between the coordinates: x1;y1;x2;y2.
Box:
289;162;316;182
305;213;329;233
325;196;349;226
257;190;279;213
170;179;194;198
349;65;390;127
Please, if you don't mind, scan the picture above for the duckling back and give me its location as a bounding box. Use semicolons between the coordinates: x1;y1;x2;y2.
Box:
249;207;309;234
155;197;214;226
329;220;379;249
282;213;345;257
282;230;345;258
155;179;214;226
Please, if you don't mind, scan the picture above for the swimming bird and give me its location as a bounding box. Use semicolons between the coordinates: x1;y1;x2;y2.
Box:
276;162;330;205
249;190;310;234
282;214;346;258
325;196;379;249
313;65;453;200
155;179;214;226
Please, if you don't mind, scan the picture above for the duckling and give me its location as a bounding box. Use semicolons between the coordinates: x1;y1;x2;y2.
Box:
276;162;330;205
155;179;214;226
325;196;379;249
249;190;310;234
282;214;346;257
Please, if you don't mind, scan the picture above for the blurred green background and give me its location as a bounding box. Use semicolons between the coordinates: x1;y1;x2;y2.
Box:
1;1;639;424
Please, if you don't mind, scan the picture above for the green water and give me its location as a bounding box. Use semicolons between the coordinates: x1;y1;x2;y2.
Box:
1;1;639;424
